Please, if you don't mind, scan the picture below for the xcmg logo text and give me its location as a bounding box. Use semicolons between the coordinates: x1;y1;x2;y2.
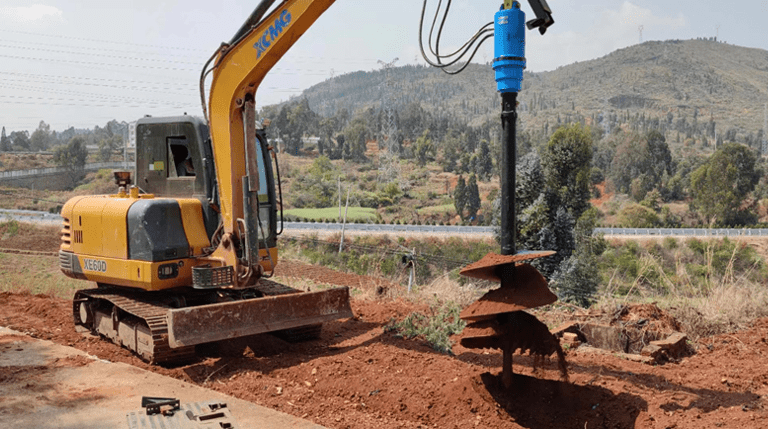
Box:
254;9;292;58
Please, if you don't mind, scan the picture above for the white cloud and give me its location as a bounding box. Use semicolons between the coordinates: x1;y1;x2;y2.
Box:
0;4;64;24
527;2;687;71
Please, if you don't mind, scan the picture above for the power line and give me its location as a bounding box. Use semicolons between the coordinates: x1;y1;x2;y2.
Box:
0;81;194;102
0;29;209;52
0;53;337;75
0;29;381;63
0;94;191;109
0;43;203;65
0;70;198;87
0;32;379;64
0;38;211;60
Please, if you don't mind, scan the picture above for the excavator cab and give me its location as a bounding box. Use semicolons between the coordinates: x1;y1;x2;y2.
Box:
132;115;278;251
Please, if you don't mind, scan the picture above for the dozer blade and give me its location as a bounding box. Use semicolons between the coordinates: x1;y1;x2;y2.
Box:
167;287;353;348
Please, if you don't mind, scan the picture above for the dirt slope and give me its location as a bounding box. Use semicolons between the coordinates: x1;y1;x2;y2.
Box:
2;287;768;429
2;227;768;428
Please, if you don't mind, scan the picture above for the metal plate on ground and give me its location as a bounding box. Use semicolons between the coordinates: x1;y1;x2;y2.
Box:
127;401;237;428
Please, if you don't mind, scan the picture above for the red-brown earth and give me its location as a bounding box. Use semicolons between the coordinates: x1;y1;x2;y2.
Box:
1;225;768;428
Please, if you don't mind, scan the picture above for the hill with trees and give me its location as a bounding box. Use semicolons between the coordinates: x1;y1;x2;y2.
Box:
294;38;768;152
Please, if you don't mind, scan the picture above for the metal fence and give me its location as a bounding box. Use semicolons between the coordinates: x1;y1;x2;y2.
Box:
595;227;768;237
0;162;130;179
2;208;767;238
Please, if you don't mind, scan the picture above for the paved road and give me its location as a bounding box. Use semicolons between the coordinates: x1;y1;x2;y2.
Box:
0;326;325;429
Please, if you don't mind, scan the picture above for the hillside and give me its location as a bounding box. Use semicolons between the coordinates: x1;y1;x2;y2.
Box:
300;39;768;146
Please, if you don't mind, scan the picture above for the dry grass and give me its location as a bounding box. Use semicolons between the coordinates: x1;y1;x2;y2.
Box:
595;239;768;341
0;253;81;298
402;274;483;308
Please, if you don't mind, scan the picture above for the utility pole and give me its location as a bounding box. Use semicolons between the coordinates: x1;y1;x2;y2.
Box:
338;186;350;253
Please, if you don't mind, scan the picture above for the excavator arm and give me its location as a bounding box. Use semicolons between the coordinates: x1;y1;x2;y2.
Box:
202;0;336;286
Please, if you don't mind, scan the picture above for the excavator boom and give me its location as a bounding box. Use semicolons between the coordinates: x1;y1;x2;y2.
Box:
203;0;336;283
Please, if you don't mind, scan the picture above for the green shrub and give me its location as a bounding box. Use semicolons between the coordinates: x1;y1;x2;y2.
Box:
0;220;20;237
384;303;466;354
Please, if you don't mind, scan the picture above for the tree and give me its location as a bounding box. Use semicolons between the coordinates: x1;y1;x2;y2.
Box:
283;98;318;155
53;136;89;188
413;129;435;167
29;120;52;152
505;123;595;304
318;117;339;156
619;203;660;227
342;117;369;161
454;175;466;220
465;174;481;221
0;127;10;152
691;143;760;225
609;130;673;200
10;130;30;151
98;135;123;162
515;152;544;211
475;140;493;181
542;123;593;220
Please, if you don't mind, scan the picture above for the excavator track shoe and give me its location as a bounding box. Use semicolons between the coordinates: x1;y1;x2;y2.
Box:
73;287;196;365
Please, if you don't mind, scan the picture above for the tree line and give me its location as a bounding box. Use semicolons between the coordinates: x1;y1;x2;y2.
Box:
0;120;127;162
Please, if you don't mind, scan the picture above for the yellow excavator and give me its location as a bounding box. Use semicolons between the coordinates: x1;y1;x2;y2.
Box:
59;0;350;364
59;0;558;368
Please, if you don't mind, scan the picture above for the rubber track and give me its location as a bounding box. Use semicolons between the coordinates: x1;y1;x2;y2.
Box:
74;287;196;365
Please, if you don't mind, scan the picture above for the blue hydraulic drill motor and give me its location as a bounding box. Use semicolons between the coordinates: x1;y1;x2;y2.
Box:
493;1;526;93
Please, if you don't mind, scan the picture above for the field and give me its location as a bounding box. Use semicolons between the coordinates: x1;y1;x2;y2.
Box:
284;207;378;222
2;221;768;428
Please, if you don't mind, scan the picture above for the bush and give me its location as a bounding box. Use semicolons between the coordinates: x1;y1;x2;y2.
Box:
384;303;466;354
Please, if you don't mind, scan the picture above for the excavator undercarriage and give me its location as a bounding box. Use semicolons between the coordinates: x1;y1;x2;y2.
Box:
73;281;351;365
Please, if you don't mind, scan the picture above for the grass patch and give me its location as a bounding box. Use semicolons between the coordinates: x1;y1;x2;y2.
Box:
0;253;81;298
73;169;118;194
416;204;455;216
280;234;496;290
384;302;466;354
0;219;20;237
284;207;377;222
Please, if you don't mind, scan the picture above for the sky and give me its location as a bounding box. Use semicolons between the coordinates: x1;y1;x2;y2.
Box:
0;0;767;133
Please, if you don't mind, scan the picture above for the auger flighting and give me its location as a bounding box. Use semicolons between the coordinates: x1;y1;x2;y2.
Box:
457;0;568;388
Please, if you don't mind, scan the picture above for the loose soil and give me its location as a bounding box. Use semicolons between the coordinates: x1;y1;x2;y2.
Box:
2;238;768;428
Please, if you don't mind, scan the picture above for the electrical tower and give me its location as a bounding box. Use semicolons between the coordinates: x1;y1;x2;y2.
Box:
638;25;644;43
377;57;400;184
762;103;767;156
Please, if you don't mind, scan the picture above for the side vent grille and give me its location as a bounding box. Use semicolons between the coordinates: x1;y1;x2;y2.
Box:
60;217;71;248
73;230;83;244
